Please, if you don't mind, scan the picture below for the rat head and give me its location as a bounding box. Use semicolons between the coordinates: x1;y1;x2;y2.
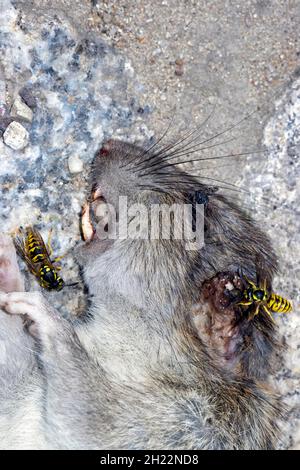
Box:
80;138;216;310
91;140;145;210
82;138;219;250
90;138;215;218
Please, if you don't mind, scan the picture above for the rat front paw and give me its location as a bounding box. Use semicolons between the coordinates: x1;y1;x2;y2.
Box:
0;234;24;293
0;291;44;317
0;291;60;339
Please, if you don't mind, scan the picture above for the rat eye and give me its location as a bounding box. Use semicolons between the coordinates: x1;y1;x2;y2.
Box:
194;191;209;205
187;191;209;205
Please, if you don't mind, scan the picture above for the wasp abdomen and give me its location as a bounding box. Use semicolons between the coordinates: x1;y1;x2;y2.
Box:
268;293;292;314
26;234;48;263
28;245;47;263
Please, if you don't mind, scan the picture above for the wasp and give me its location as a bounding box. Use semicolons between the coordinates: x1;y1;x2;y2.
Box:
238;275;292;322
14;226;64;291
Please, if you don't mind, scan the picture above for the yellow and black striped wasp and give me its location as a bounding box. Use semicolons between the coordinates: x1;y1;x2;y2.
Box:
14;226;65;291
238;275;292;323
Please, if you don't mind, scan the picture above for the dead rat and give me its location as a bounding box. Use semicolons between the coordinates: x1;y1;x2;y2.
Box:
0;138;283;449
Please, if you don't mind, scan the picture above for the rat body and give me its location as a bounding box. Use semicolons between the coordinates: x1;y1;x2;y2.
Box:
0;140;282;449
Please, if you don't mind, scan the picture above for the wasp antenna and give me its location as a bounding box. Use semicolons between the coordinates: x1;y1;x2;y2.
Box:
237;265;244;279
244;276;256;289
64;282;80;288
263;278;267;291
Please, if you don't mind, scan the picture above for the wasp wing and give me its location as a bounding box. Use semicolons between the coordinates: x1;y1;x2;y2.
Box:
27;226;52;260
14;226;50;276
14;232;38;276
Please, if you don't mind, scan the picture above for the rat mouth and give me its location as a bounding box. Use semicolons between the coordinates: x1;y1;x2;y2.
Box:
81;186;108;242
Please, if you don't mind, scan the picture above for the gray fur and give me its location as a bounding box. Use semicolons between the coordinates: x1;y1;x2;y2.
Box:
0;140;283;449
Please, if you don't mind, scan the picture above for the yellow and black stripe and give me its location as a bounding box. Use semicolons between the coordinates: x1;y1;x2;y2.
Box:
267;293;292;314
238;275;292;322
25;232;48;263
14;226;65;291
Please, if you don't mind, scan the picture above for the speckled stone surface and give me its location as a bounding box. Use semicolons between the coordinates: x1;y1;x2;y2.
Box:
0;0;299;448
0;0;152;315
261;81;300;449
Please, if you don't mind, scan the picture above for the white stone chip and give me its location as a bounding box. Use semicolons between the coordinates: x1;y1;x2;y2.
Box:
225;281;234;291
68;155;84;174
3;121;29;150
11;95;33;122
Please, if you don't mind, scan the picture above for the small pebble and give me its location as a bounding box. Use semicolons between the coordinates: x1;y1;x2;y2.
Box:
68;155;84;174
225;281;234;291
0;116;14;133
19;87;37;109
11;95;33;122
174;58;184;76
3;121;29;150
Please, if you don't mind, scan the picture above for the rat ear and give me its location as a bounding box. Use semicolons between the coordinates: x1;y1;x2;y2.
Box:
91;140;117;183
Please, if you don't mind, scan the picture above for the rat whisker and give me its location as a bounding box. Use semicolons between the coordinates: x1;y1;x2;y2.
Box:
133;134;240;174
134;101;265;174
138;177;246;195
121;107;178;168
130;102;217;170
139;149;266;176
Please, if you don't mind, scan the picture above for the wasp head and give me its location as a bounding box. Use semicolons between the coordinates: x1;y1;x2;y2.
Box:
253;288;268;302
39;265;64;291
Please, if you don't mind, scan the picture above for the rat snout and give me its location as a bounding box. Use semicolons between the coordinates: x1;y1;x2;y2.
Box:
81;186;110;243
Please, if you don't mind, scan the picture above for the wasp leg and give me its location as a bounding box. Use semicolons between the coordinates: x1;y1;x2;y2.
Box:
244;275;257;289
46;228;54;257
246;304;260;321
47;230;66;266
262;305;275;323
51;255;64;265
253;305;260;316
237;266;244;279
51;249;72;266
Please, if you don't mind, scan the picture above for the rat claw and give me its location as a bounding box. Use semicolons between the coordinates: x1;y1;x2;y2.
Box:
81;202;95;242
